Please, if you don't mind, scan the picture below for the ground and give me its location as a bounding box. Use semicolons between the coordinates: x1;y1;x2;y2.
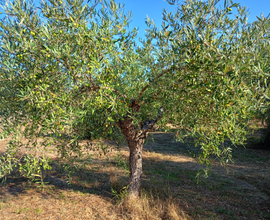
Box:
0;124;269;219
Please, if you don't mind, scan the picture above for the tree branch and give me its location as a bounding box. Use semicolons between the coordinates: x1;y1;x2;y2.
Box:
135;69;170;104
77;84;127;98
136;106;164;139
135;66;181;105
202;40;227;58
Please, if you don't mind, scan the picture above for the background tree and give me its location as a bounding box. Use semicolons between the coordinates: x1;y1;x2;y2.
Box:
0;0;269;197
249;15;270;148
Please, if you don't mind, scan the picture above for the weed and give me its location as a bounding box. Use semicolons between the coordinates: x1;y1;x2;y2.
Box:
167;171;182;181
113;152;129;171
111;185;129;202
0;153;52;185
263;211;270;218
59;192;66;199
216;207;228;214
15;207;29;214
35;208;42;214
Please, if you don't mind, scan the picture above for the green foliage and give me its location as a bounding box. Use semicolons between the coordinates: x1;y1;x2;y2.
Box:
0;145;51;184
142;0;270;167
0;150;19;183
18;154;51;183
0;0;136;171
111;185;129;202
0;0;269;189
72;104;122;141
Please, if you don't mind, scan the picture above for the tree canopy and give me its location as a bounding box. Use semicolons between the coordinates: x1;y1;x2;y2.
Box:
0;0;269;197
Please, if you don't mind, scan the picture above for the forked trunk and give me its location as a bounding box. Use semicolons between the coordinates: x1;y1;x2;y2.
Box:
117;116;147;197
116;100;159;197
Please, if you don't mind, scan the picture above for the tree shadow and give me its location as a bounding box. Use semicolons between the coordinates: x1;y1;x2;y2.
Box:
0;149;200;199
0;143;269;220
144;132;201;156
247;127;270;151
0;130;269;220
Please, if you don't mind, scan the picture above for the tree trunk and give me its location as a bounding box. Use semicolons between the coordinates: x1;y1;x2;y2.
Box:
128;138;145;197
116;116;147;197
116;100;160;197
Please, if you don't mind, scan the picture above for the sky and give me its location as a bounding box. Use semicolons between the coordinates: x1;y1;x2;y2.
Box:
113;0;270;39
0;0;269;40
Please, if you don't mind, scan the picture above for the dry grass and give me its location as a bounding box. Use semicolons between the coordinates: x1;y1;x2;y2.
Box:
117;194;190;220
0;125;270;219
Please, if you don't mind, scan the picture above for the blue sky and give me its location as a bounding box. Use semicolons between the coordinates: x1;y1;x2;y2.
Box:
113;0;270;39
0;0;269;40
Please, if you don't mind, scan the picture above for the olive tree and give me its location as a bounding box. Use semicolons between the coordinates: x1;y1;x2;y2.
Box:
0;0;269;197
247;15;270;147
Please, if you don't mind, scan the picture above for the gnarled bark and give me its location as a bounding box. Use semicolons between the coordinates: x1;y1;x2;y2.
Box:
117;116;147;197
116;102;163;197
128;138;145;197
